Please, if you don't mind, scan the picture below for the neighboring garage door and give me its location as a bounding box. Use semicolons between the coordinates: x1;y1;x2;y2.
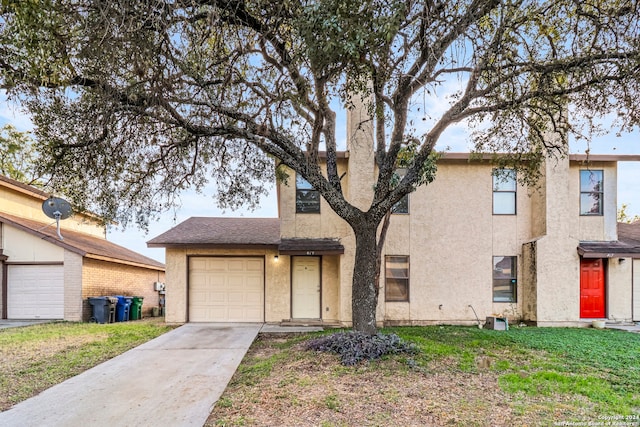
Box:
189;257;264;322
7;265;64;319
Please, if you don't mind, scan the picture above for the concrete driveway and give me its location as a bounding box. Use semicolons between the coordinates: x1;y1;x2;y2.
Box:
0;323;261;427
0;320;53;329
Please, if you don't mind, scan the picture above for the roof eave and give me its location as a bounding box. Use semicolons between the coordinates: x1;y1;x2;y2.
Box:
84;254;165;271
577;246;640;259
147;243;280;250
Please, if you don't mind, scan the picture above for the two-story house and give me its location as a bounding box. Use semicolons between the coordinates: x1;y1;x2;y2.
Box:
0;175;165;321
149;106;640;327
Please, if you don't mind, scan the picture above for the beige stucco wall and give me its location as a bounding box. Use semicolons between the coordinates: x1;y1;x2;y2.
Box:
164;248;284;324
380;160;530;324
521;241;538;321
0;182;106;238
321;255;342;323
3;225;65;262
522;158;626;326
275;151;627;326
164;247;343;324
608;257;632;322
279;160;350;240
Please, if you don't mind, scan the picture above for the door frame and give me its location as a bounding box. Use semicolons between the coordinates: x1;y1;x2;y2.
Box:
290;255;322;320
579;257;607;319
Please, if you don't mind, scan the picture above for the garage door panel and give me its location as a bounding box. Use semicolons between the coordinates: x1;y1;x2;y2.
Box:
189;257;264;322
245;292;262;304
246;259;263;271
8;265;64;320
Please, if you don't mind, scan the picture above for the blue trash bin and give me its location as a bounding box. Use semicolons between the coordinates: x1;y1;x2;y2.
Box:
115;296;130;322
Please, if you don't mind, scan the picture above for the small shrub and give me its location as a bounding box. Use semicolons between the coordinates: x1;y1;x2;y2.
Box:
305;331;418;366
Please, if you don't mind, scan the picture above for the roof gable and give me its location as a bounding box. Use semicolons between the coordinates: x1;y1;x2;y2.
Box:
0;213;164;270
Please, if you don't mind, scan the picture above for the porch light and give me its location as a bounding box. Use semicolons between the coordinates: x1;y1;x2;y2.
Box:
274;254;279;261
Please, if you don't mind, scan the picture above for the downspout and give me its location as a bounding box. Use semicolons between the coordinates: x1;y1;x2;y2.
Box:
0;250;8;319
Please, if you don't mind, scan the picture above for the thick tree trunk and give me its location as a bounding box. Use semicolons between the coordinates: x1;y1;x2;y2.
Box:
351;222;380;335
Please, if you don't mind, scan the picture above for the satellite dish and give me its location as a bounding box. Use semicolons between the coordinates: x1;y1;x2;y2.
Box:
42;197;73;240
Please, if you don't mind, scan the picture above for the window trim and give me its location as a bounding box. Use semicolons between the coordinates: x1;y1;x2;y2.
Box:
579;169;604;216
492;256;517;303
391;169;409;214
295;174;320;214
492;168;517;215
391;194;409;214
385;255;410;302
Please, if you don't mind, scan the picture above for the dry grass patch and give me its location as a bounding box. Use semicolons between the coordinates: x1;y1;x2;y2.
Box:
0;318;175;411
207;327;638;426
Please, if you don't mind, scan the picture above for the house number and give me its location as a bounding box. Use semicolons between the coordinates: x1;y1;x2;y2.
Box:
306;251;315;255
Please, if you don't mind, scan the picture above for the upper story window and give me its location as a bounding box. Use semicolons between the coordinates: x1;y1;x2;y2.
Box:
493;169;516;215
391;169;409;214
392;195;409;214
385;255;409;302
493;256;517;303
580;170;603;215
296;175;320;213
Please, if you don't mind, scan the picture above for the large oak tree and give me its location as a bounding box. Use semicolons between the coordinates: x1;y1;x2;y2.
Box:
1;0;639;333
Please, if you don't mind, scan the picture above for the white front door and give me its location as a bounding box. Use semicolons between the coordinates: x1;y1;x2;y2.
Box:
292;256;320;319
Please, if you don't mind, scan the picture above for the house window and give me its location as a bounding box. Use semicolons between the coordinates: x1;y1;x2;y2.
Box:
493;256;517;302
580;170;603;215
493;169;516;215
296;175;320;213
385;255;409;302
391;169;409;214
392;195;409;214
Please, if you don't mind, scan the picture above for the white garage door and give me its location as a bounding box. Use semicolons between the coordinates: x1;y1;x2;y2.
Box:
634;259;640;322
189;257;264;322
7;265;64;319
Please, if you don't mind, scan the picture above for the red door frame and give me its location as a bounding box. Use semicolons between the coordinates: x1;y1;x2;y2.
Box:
580;258;606;318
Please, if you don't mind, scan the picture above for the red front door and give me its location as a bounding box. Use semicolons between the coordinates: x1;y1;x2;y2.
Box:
580;258;606;318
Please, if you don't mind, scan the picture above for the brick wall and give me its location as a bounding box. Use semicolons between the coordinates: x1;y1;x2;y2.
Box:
64;251;83;321
82;258;165;321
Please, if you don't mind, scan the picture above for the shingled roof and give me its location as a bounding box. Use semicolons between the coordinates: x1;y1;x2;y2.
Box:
0;213;164;270
577;222;640;259
147;217;344;254
618;221;640;246
147;217;281;248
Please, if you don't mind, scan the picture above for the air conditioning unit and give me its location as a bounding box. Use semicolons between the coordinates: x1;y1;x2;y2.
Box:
154;282;165;291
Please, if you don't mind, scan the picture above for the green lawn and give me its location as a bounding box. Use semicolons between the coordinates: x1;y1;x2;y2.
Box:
208;325;640;426
390;326;640;415
0;318;175;411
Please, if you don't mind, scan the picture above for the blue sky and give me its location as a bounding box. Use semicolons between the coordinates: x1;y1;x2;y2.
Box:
1;92;638;263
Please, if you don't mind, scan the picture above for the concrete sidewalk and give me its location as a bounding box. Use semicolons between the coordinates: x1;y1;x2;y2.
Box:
0;323;261;427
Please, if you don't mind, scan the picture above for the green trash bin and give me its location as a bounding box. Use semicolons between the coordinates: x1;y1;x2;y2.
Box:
130;296;144;320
